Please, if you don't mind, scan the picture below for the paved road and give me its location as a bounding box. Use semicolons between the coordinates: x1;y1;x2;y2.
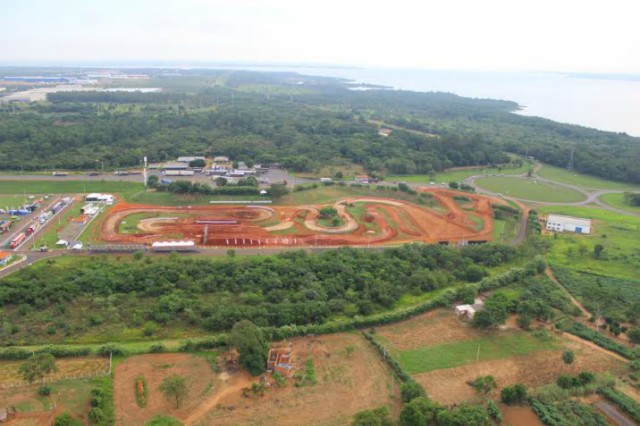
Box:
463;169;640;217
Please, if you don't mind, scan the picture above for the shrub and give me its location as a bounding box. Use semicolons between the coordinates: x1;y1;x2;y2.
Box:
501;383;527;405
401;381;427;402
54;413;83;426
38;385;51;396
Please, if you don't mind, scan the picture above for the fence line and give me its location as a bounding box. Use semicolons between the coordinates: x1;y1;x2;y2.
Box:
0;368;111;390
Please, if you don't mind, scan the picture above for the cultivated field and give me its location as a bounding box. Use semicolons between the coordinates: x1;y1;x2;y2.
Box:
99;189;499;247
113;334;399;426
377;309;625;405
0;357;110;425
475;177;586;202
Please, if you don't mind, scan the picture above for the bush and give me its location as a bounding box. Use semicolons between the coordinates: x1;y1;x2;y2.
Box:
38;385;51;396
54;413;83;426
501;383;527;405
486;401;503;422
88;407;105;423
401;381;427;402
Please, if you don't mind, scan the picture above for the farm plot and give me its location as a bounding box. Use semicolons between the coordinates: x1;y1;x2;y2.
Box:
0;356;109;386
377;310;625;405
195;333;399;426
114;353;229;425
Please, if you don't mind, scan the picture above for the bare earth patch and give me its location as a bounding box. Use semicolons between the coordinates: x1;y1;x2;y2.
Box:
377;309;483;351
194;334;400;426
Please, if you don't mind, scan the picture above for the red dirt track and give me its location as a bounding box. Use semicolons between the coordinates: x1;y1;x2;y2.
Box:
101;189;499;248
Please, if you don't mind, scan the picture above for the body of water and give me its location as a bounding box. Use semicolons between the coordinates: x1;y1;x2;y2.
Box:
226;66;640;136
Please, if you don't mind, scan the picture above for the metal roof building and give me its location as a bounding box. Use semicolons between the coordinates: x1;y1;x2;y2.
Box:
546;214;591;234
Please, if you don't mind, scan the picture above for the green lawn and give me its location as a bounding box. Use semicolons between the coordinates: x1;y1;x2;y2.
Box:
537;164;640;190
387;162;529;184
0;195;32;209
399;332;560;374
0;180;144;196
536;205;640;280
599;192;640;214
126;190;265;206
475;177;586;202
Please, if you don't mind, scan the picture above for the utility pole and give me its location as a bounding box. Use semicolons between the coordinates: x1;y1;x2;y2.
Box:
567;147;575;172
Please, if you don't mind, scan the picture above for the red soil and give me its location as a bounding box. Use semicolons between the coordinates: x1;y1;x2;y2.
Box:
100;190;499;248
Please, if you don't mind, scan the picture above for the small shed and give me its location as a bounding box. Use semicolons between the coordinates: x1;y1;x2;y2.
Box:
455;298;484;319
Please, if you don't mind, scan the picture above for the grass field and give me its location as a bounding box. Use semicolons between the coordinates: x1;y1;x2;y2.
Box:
537;164;640;190
0;180;144;196
599;192;640;214
475;177;586;202
387;162;529;184
126;190;265;206
398;332;560;374
536;205;640;280
0;194;32;209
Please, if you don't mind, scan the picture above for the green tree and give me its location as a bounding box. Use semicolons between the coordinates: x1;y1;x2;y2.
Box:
189;159;206;168
471;375;497;394
159;375;189;409
54;413;83;426
399;397;441;426
268;183;289;199
449;181;459;189
500;383;527;405
562;350;575;366
319;207;338;219
627;327;640;344
228;320;269;376
352;406;393;426
400;381;427;403
147;175;159;187
474;294;510;328
18;353;57;385
215;177;228;187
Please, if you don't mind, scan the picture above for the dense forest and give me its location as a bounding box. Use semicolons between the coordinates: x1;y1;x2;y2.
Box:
0;244;515;344
1;68;639;182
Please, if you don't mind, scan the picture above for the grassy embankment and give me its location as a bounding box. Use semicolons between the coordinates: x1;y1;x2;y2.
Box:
536;205;640;281
537;163;640;190
475;177;586;203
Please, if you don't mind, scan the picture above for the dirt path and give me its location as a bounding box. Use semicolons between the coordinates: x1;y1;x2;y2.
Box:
184;378;251;426
595;401;636;426
545;267;591;319
561;332;629;364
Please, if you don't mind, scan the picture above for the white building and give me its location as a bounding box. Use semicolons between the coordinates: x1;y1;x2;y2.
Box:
177;156;205;164
455;298;485;319
546;214;591;234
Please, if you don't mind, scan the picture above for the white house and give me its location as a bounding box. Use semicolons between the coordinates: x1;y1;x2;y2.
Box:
177;156;205;164
546;214;591;234
455;298;484;319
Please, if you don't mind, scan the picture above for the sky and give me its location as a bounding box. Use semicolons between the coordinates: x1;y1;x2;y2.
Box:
1;0;639;73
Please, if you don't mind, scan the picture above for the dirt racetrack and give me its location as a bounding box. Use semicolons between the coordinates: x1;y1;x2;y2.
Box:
101;189;500;247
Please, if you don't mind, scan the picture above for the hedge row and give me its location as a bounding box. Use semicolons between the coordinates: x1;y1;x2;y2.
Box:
558;321;634;359
0;258;545;360
599;387;640;423
363;331;412;383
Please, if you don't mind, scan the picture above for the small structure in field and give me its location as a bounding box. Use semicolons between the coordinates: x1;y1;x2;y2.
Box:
378;128;392;137
267;344;294;377
455;298;485;319
545;214;591;234
0;407;17;423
